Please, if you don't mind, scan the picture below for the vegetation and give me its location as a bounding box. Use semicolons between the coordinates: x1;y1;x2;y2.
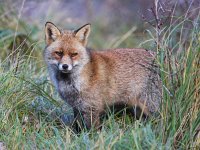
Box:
0;0;199;149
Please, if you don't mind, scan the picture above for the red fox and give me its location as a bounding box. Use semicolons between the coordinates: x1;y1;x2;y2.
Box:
44;22;162;130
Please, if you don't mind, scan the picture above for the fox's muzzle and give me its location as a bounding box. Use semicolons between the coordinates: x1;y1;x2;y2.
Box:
58;63;73;73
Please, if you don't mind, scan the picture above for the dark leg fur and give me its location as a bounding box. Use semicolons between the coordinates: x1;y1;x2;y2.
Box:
71;108;86;133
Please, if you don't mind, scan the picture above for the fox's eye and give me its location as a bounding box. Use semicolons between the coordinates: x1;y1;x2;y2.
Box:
55;51;63;56
71;52;78;57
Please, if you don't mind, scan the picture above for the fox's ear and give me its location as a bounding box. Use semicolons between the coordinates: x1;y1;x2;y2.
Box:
74;23;91;46
45;22;61;45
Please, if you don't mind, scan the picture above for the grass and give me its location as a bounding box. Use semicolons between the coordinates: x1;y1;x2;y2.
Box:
0;1;200;150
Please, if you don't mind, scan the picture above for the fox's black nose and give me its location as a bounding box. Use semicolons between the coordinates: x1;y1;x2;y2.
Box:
62;64;68;70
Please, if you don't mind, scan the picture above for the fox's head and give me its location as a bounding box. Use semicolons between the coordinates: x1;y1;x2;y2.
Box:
44;22;91;74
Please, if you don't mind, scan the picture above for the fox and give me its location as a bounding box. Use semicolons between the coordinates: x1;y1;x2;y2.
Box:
44;22;162;130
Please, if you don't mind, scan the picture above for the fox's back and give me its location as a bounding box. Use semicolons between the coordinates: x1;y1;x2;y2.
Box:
88;48;156;88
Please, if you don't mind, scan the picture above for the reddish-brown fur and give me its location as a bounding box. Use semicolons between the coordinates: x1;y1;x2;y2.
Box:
44;22;162;130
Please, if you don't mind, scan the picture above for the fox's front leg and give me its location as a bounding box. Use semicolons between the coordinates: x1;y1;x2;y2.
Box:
72;108;100;131
83;110;101;130
72;108;86;132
